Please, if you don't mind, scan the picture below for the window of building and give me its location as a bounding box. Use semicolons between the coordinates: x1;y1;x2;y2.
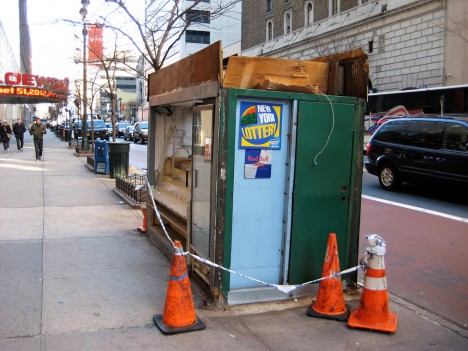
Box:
305;1;313;26
267;0;272;12
330;0;339;16
266;20;273;41
186;10;210;24
284;11;292;35
378;34;385;53
116;84;137;90
368;40;373;53
186;30;210;44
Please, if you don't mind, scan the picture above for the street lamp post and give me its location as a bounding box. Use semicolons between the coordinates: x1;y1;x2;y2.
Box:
118;98;122;121
67;108;72;143
79;0;90;151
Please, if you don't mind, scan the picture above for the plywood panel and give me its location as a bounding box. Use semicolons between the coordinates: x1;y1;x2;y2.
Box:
148;41;222;97
311;48;368;99
223;56;330;94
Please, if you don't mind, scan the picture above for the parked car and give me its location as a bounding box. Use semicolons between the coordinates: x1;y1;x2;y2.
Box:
105;122;113;135
365;117;468;190
116;122;129;137
123;125;134;141
73;119;109;141
133;121;148;144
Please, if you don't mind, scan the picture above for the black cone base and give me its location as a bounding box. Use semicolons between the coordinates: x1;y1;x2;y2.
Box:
153;314;206;335
306;304;351;322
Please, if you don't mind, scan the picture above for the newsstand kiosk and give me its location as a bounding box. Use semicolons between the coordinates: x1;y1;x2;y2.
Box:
145;42;367;305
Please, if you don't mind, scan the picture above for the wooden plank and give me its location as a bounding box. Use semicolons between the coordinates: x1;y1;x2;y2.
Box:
343;60;369;99
158;181;190;202
259;80;319;94
223;56;330;94
310;48;369;99
148;41;222;97
159;209;188;239
154;189;188;219
327;61;340;96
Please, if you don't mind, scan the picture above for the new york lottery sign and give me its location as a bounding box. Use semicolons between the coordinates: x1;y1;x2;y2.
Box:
238;101;282;150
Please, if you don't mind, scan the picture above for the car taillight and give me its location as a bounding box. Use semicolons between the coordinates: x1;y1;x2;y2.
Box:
366;142;372;155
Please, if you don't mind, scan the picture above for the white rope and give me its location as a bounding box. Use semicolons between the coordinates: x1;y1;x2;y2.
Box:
299;66;335;166
146;180;175;248
147;175;365;293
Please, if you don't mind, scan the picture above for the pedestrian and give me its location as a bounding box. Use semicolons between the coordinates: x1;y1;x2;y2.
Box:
13;118;27;152
29;117;47;161
0;120;12;152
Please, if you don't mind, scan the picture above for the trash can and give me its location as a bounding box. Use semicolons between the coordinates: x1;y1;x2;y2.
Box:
108;142;130;179
94;140;109;174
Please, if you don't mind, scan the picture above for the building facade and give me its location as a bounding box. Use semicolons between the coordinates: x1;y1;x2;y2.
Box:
95;68;139;123
241;0;467;92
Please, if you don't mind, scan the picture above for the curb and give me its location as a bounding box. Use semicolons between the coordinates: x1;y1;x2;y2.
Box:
112;187;145;209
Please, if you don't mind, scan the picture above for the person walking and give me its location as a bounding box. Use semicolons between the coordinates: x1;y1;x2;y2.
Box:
29;118;47;161
0;120;12;152
13;118;26;152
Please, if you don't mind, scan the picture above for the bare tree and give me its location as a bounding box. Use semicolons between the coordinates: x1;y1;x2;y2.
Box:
436;17;468;44
88;32;127;141
73;27;124;142
67;0;240;131
102;0;241;74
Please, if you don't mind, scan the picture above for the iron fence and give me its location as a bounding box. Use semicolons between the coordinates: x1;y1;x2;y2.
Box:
115;173;147;203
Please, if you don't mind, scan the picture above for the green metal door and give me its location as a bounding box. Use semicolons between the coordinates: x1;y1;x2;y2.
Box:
289;100;356;284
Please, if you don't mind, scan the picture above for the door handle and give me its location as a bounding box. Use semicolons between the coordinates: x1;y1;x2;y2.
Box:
436;157;446;163
192;169;198;188
423;156;434;160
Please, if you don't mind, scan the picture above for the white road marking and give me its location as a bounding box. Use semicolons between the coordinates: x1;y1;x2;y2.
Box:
362;195;468;223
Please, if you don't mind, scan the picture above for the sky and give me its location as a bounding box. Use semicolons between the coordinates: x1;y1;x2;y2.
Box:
25;0;144;79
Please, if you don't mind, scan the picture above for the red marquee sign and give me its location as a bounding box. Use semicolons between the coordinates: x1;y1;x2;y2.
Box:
0;72;69;104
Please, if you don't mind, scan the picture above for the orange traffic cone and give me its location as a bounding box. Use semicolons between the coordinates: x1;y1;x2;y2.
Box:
307;233;350;321
348;234;397;332
154;240;206;334
137;206;147;234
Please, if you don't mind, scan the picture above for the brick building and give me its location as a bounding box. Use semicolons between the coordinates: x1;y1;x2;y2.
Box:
241;0;468;92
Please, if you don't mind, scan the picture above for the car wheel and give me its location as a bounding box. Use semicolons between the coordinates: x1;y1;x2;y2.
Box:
378;163;401;191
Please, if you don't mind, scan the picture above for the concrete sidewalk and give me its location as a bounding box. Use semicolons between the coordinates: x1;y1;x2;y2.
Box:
0;132;466;350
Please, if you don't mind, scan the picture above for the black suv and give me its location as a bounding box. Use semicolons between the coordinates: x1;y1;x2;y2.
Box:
365;117;468;190
73;120;109;141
